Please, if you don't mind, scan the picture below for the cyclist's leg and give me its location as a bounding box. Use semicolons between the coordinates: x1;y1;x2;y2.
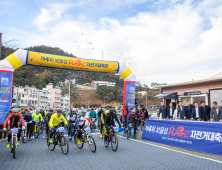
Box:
133;123;137;137
68;125;71;137
27;124;30;138
104;126;110;141
8;133;11;143
100;123;103;134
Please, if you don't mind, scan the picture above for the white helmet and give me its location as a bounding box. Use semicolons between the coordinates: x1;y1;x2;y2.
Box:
12;108;20;113
36;108;40;113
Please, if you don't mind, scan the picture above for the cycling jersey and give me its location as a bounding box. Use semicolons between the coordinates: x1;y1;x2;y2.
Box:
67;114;76;123
49;113;68;127
32;112;43;121
3;113;25;128
104;112;120;127
88;111;98;118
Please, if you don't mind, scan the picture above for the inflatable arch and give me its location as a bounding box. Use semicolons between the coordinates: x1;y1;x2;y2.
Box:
0;49;136;123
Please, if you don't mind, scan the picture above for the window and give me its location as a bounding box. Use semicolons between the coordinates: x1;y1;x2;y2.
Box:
25;100;27;103
21;100;24;103
35;101;37;104
22;94;24;97
30;94;32;97
32;101;34;104
24;89;26;92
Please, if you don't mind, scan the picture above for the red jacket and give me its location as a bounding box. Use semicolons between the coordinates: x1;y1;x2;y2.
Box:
123;106;130;116
3;113;25;128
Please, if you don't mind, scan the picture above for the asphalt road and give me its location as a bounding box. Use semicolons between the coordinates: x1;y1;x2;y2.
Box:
0;130;222;170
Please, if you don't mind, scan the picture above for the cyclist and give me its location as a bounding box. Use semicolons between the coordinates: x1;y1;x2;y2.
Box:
67;109;77;139
23;109;33;141
45;109;54;137
88;108;98;119
3;108;25;148
76;110;87;144
32;108;43;122
40;108;45;118
104;108;121;146
48;109;68;144
129;110;138;138
98;108;105;138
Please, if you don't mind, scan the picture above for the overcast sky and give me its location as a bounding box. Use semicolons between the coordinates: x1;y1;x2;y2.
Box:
1;0;222;85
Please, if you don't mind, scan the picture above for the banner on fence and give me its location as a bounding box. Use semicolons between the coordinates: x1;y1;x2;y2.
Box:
142;119;222;156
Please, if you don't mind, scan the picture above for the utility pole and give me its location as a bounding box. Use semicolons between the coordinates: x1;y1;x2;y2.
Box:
146;90;147;108
68;80;70;109
0;33;2;60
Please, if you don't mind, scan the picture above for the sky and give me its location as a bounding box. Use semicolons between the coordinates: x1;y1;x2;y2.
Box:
0;0;222;86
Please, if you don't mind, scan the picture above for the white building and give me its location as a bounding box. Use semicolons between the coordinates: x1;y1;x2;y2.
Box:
38;90;51;108
92;81;116;89
45;83;61;108
61;95;69;109
13;85;39;107
137;91;147;97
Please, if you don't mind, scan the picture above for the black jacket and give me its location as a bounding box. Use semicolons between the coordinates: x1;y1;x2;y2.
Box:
105;112;120;126
200;105;211;121
159;105;167;119
142;108;149;119
185;104;194;119
167;107;175;118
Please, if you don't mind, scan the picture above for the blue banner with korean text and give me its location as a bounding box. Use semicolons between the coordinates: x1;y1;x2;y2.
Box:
0;71;13;124
142;119;222;156
125;82;135;109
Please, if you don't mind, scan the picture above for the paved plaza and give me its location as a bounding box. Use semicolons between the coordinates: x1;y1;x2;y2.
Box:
0;130;222;170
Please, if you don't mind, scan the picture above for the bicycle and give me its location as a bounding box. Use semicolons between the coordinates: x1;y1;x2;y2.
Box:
138;117;145;131
90;118;97;133
47;127;69;155
21;122;27;143
104;125;119;152
74;127;96;152
33;121;40;138
123;123;133;139
10;128;23;158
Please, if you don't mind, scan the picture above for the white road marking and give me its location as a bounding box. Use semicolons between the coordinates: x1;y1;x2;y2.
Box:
118;135;222;164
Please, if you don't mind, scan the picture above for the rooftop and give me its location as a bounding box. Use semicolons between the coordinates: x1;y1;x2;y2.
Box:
156;77;222;88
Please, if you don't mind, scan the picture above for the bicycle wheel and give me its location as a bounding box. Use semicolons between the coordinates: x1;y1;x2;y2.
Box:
91;125;95;133
60;136;69;155
123;129;127;137
127;128;131;139
111;134;118;152
39;123;43;134
13;137;16;158
34;126;39;139
88;135;96;152
22;129;27;143
74;134;84;149
47;136;56;151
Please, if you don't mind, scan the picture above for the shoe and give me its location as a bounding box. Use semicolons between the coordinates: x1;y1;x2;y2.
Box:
29;138;32;141
105;141;108;146
17;141;20;146
68;135;71;139
49;138;53;144
7;142;10;148
45;134;48;137
77;139;82;145
100;134;103;138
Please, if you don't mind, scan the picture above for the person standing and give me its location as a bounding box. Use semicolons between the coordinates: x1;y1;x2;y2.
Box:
200;100;211;121
185;99;194;120
122;103;130;127
45;109;54;137
158;101;167;119
167;103;175;119
23;110;33;141
129;110;138;138
210;101;222;122
177;101;186;120
191;101;202;121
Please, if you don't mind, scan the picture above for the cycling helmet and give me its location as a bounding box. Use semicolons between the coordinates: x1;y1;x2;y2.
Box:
131;110;136;113
12;108;20;113
36;108;40;113
91;108;94;110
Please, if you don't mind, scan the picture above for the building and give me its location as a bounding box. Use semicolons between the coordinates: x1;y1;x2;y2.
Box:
12;85;38;107
137;91;147;97
45;83;61;108
61;95;69;109
92;81;116;89
155;77;222;107
38;90;50;108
